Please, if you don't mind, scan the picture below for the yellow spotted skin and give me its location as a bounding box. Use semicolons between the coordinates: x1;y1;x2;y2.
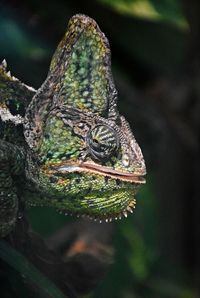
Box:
61;26;109;112
39;117;83;164
50;15;111;113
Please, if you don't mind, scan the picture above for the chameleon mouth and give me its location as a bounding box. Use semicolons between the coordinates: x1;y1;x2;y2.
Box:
42;161;145;222
52;161;146;184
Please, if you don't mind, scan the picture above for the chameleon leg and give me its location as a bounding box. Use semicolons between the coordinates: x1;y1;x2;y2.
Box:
0;141;25;237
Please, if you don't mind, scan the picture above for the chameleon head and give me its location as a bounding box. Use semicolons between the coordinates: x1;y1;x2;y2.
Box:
24;14;146;221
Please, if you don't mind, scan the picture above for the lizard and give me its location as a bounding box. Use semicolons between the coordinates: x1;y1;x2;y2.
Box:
0;14;146;238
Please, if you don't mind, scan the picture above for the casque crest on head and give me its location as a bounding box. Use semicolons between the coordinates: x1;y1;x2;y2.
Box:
23;14;146;220
24;14;118;147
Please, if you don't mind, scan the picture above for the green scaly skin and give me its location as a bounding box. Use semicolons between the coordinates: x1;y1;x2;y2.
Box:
0;14;146;237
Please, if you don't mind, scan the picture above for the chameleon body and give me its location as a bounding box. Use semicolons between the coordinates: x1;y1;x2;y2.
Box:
0;15;146;237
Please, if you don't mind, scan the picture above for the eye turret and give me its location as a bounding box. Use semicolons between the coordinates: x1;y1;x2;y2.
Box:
87;125;119;161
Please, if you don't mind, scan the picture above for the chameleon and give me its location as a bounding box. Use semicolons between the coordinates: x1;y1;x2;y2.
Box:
0;14;146;238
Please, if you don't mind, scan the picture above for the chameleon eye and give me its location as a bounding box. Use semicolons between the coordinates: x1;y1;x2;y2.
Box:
87;125;119;161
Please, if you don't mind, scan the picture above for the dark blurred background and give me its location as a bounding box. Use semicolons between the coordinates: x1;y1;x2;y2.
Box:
1;0;200;297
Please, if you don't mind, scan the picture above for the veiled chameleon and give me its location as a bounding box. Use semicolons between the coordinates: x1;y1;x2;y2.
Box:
0;14;146;237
